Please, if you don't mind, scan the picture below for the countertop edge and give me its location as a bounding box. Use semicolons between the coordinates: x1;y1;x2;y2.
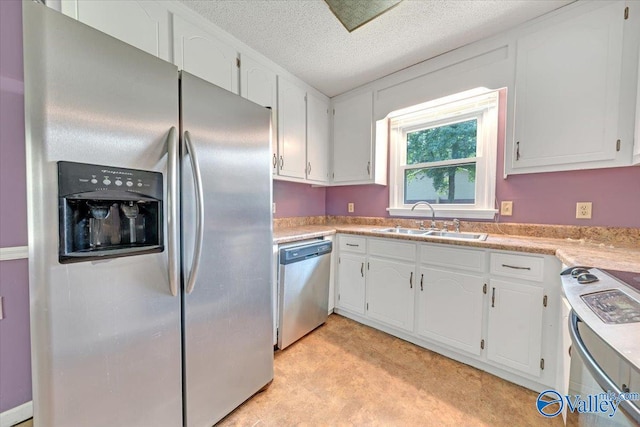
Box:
274;225;640;273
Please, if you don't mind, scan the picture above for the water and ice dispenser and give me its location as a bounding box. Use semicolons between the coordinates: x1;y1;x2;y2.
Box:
58;161;163;263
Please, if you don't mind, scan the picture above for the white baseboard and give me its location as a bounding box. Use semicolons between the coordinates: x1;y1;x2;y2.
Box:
0;401;32;427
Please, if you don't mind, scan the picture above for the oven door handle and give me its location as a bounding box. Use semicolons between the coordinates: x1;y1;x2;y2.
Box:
568;310;640;424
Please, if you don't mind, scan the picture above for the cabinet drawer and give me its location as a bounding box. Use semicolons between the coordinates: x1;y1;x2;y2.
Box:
490;253;544;282
369;238;416;261
420;244;486;273
338;235;366;253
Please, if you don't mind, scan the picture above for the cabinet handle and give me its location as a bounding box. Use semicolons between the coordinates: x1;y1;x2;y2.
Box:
501;264;531;270
307;162;311;175
409;271;413;288
366;161;371;175
279;155;284;168
491;287;496;307
345;243;359;247
361;262;364;277
272;153;277;168
420;274;424;291
516;141;520;161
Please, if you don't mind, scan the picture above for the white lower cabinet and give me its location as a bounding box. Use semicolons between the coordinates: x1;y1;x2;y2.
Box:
486;278;544;377
336;253;366;315
367;258;415;332
334;234;561;392
417;267;485;356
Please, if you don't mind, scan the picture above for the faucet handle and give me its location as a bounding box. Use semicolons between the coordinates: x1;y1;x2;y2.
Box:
415;220;425;230
442;222;450;232
453;219;460;233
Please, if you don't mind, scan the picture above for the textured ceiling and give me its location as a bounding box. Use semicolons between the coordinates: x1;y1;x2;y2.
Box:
180;0;574;97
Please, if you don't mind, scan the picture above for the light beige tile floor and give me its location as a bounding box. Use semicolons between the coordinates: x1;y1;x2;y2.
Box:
217;314;562;426
15;314;564;426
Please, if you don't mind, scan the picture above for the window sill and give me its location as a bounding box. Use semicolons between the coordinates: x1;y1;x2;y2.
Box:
387;207;498;220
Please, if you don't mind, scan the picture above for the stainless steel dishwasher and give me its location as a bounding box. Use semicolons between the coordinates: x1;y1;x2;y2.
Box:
278;240;333;349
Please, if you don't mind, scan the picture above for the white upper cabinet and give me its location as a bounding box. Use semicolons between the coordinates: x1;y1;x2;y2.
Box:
61;0;170;61
509;1;625;173
239;54;278;172
306;92;330;183
332;90;375;183
173;15;238;94
277;77;307;179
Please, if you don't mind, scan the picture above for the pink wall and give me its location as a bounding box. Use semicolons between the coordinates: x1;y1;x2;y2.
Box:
273;180;326;218
0;0;32;413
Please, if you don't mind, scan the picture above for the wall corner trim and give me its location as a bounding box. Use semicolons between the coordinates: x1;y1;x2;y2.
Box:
0;400;33;427
0;246;29;261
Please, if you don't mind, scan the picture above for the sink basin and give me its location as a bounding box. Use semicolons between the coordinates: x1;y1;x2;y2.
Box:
372;228;429;235
424;231;488;241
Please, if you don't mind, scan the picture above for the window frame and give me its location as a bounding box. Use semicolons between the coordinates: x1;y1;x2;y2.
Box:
387;89;500;219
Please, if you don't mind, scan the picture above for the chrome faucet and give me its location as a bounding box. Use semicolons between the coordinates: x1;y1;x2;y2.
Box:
410;201;437;229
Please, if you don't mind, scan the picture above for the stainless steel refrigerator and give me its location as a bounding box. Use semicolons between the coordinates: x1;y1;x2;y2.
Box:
22;2;273;426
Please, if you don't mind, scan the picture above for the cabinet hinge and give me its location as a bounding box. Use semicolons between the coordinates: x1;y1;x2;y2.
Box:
338;294;340;301
616;139;621;152
333;108;335;115
480;339;485;350
366;302;369;310
483;283;487;294
543;295;548;307
338;257;341;264
332;172;335;179
236;57;240;68
540;358;545;370
624;6;629;20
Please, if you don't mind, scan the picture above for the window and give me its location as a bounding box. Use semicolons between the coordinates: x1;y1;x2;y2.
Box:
387;88;500;219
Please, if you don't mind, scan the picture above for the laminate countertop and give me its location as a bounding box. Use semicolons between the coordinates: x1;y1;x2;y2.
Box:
273;224;640;273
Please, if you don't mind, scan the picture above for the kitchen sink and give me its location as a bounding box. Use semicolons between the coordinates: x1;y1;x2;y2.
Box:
424;231;488;241
372;227;430;235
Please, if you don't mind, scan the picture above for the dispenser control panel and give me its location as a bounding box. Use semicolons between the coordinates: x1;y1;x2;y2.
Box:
58;161;162;199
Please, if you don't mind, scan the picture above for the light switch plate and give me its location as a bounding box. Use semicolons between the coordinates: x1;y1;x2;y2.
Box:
501;201;513;216
576;202;592;219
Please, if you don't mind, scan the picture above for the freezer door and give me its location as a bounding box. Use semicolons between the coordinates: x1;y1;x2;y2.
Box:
181;72;274;427
23;3;182;426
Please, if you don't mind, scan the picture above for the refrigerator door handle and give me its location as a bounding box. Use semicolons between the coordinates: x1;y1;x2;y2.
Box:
167;126;179;297
184;130;204;294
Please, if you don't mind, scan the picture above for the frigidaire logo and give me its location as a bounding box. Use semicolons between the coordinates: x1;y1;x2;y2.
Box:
101;169;133;176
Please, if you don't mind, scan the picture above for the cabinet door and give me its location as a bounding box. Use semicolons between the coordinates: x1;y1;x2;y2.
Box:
367;258;414;332
487;279;544;377
61;0;170;61
332;91;373;182
240;54;278;173
336;253;366;315
306;93;330;183
173;15;238;93
511;1;623;171
416;267;485;356
277;77;307;179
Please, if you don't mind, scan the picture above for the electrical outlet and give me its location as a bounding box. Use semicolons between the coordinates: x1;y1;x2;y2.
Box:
272;203;276;214
500;201;513;216
576;202;592;219
347;202;355;213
